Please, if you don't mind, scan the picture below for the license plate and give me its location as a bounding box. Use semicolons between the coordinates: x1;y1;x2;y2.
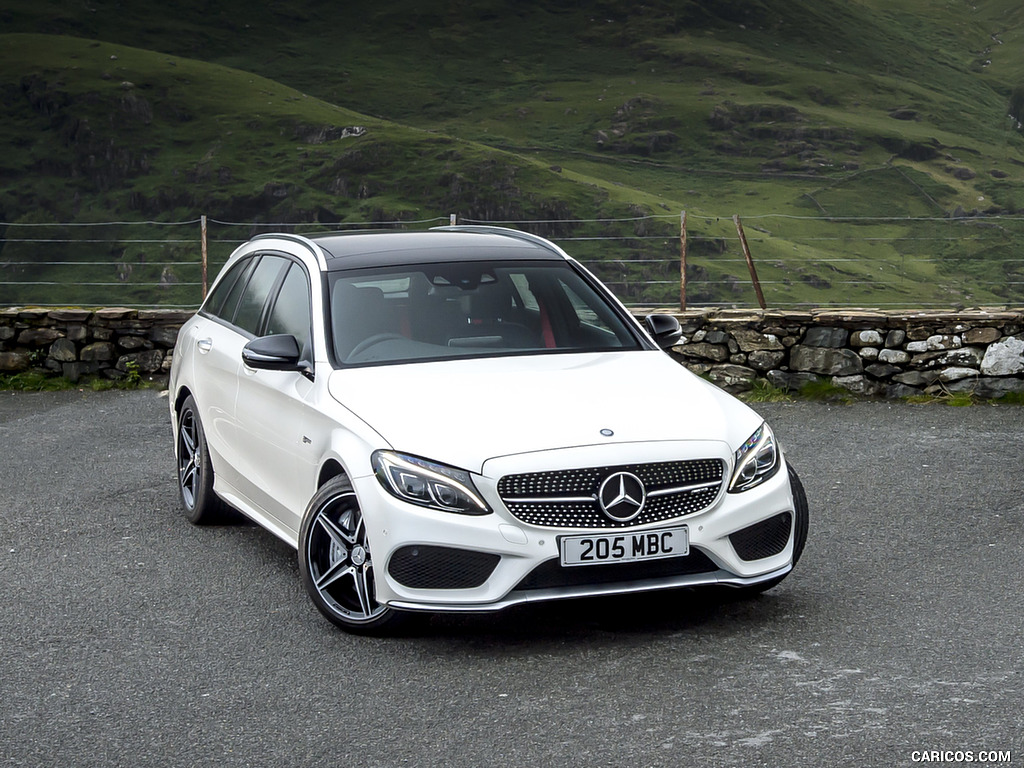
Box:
559;526;689;567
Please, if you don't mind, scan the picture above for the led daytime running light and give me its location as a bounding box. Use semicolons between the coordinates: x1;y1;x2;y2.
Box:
372;451;490;514
729;423;780;492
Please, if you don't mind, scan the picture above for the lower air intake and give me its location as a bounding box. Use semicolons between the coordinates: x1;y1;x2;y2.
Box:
387;545;500;590
730;512;792;561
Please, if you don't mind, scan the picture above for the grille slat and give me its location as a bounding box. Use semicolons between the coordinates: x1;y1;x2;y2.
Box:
497;459;725;529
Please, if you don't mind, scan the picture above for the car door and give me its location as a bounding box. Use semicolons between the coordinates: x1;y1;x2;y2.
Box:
232;259;321;538
197;253;291;493
188;255;257;487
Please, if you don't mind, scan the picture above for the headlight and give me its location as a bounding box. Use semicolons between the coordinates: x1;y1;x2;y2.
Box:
729;423;780;493
372;451;491;515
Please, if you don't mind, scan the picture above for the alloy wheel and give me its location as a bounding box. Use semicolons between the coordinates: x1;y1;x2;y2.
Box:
305;491;388;624
177;407;201;510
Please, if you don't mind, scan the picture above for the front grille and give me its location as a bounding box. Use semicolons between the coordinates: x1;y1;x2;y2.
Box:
515;548;719;591
497;459;725;529
387;545;500;590
730;512;792;561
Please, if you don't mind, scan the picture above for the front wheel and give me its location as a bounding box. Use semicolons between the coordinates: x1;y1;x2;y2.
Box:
298;475;406;634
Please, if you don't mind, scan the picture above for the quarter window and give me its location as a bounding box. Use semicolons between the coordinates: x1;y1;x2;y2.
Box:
204;256;256;322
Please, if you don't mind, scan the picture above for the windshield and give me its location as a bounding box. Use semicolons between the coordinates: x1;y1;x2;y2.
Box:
329;260;644;366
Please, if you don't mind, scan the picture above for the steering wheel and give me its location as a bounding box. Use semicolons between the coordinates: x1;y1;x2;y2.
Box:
347;333;407;359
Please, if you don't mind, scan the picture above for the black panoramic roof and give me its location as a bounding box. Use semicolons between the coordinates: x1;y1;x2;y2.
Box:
307;227;567;271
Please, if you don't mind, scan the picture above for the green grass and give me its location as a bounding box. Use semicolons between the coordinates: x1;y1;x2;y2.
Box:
740;380;793;403
0;371;75;391
3;1;1024;307
798;378;857;404
0;369;158;391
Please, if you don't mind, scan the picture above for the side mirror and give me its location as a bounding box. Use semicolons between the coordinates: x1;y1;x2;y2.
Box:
242;334;303;371
644;314;683;350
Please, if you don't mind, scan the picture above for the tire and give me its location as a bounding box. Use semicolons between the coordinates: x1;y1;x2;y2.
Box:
733;463;809;596
298;475;406;634
175;395;229;525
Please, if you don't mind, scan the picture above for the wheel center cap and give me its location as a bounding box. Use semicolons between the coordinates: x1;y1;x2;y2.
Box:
351;546;367;567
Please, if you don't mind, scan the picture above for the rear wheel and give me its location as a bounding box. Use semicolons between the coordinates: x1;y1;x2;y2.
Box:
298;475;406;634
176;395;229;524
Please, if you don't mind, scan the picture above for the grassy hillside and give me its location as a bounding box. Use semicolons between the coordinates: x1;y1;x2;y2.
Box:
2;0;1024;308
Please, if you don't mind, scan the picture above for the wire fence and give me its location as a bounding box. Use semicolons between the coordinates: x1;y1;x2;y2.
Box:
2;212;1024;310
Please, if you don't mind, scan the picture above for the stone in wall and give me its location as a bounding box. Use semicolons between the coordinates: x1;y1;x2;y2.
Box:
767;370;820;392
938;367;979;383
944;377;1024;398
885;330;906;348
730;328;783;352
747;349;786;371
0;351;30;371
18;328;63;346
49;338;77;363
980;336;1024;376
964;327;1000;344
851;330;883;347
865;363;901;379
673;342;729;362
789;345;863;376
803;327;848;348
81;342;116;362
832;375;882;397
706;364;757;393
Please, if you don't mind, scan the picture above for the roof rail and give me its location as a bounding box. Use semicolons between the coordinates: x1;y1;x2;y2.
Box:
249;232;328;270
430;224;570;259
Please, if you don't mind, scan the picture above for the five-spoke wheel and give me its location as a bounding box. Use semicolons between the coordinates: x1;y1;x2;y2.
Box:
298;475;404;633
176;395;226;524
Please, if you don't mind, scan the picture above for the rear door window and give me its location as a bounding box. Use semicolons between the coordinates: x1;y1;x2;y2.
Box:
264;261;313;359
232;255;289;335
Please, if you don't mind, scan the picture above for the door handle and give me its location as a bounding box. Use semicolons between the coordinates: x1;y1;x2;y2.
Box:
196;338;213;353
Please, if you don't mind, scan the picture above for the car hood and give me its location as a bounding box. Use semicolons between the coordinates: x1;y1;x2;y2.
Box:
328;351;762;474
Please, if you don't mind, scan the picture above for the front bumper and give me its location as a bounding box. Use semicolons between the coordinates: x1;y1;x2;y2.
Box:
355;440;798;613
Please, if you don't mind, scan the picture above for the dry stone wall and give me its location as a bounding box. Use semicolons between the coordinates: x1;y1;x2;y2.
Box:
0;308;192;384
2;306;1024;400
663;308;1024;399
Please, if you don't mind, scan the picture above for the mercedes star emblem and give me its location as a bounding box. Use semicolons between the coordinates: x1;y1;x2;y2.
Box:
598;471;646;522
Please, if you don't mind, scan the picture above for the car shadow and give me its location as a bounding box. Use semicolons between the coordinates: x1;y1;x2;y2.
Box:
397;586;802;648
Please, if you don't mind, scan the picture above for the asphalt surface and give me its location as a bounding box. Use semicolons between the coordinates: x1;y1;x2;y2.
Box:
1;389;1022;767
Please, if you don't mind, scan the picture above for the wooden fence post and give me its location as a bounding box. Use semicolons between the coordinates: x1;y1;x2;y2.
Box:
679;210;688;311
200;214;209;301
733;214;766;310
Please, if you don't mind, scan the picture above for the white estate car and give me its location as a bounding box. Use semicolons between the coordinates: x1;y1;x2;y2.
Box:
169;226;808;633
